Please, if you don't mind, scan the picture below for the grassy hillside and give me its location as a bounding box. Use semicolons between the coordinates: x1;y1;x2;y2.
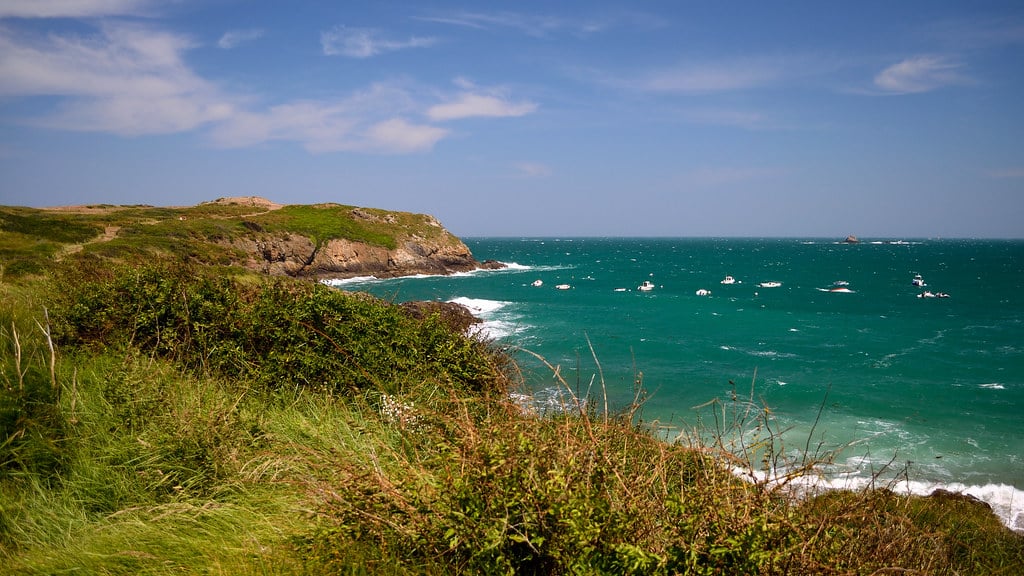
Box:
0;199;463;280
0;227;1022;573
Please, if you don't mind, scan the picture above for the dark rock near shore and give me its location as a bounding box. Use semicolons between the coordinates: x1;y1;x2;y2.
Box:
928;488;993;512
400;300;482;333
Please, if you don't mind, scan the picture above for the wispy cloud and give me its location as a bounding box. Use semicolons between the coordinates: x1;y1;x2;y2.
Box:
320;26;436;58
0;22;530;153
679;107;776;130
428;93;536;121
639;57;786;94
0;0;159;19
218;28;264;50
415;10;614;37
208;85;448;153
873;55;969;94
427;79;537;121
0;23;232;134
514;162;552;178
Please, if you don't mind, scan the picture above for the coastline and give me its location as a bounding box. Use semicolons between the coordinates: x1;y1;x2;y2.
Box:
322;243;1024;533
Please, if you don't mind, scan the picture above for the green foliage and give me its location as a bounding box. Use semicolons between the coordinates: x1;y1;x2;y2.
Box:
1;259;1021;575
0;209;103;244
50;261;505;396
252;204;399;249
0;208;106;277
0;301;68;484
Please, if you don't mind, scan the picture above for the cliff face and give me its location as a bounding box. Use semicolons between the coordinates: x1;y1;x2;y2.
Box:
228;234;484;278
218;200;498;279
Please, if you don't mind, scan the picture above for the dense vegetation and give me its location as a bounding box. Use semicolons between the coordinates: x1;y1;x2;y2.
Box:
1;206;1022;574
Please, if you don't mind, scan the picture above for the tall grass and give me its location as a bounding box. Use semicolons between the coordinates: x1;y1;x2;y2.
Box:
1;265;1022;574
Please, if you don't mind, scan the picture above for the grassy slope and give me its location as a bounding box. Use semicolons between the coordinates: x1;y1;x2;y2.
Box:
1;207;1022;575
0;200;461;280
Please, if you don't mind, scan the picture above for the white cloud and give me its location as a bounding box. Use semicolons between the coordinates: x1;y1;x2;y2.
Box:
415;11;620;38
208;84;447;154
0;21;529;153
218;28;264;50
874;55;968;94
362;118;448;153
0;23;232;134
428;90;537;121
320;26;435;58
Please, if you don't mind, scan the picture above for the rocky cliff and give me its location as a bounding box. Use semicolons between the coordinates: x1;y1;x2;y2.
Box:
215;198;502;279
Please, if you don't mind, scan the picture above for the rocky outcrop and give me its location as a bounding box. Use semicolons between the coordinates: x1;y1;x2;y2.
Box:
223;205;498;279
400;300;481;333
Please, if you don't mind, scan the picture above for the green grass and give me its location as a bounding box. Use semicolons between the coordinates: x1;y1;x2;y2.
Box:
0;208;104;244
0;202;469;281
251;204;400;249
1;260;1022;575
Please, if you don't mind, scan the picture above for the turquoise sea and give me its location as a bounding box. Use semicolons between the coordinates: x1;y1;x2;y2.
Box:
328;238;1024;530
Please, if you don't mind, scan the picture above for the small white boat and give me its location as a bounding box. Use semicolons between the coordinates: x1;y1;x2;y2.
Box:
720;276;736;285
917;291;936;298
531;279;543;287
758;281;782;288
555;284;571;290
695;289;711;296
829;287;854;293
638;280;655;291
613;287;628;292
912;274;926;287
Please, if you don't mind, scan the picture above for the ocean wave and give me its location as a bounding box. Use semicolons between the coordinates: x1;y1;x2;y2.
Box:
734;467;1024;532
979;382;1006;390
448;297;529;341
321;276;380;286
510;387;586;416
448;297;509;315
469;320;519;340
321;262;537;287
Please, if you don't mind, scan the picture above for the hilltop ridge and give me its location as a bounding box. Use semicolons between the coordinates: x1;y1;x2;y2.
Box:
2;196;500;279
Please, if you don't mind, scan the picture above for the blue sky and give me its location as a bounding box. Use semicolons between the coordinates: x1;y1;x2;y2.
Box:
1;1;1022;237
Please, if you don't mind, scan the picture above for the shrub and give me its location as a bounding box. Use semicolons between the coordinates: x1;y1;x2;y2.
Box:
49;261;507;397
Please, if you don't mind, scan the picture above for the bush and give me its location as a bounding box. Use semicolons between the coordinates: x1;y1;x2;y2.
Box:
49;261;507;397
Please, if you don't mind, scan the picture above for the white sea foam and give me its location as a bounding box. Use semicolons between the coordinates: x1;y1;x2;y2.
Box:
449;297;508;315
448;297;526;341
469;320;518;340
321;276;379;286
733;467;1024;532
321;261;533;287
979;382;1006;390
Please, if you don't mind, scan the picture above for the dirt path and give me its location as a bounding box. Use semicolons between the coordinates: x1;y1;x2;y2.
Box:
58;225;121;259
46;196;284;260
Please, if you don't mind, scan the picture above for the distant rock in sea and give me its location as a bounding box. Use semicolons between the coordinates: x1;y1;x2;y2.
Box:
844;235;860;243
